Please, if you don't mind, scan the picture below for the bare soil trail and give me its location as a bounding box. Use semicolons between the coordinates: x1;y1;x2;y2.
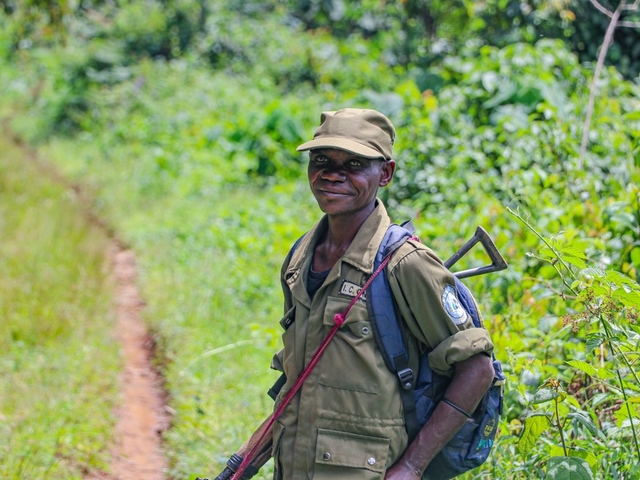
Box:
3;127;170;480
106;244;170;480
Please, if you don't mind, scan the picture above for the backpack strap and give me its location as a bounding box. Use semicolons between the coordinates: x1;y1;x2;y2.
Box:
366;222;422;439
367;222;486;441
366;222;416;377
454;277;481;328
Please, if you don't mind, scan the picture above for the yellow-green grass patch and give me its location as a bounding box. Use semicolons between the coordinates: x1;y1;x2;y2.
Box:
0;137;120;479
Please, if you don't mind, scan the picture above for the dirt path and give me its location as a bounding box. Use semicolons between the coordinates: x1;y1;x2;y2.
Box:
107;245;169;480
2;126;170;480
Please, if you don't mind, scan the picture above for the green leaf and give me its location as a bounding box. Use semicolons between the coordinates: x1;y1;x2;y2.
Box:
566;360;613;379
518;415;548;456
567;412;602;438
596;367;614;379
549;447;599;470
549;445;565;458
544;456;594;480
533;388;560;404
565;360;597;377
605;270;640;288
621;380;640;393
625;111;640;121
616;402;640;428
580;268;606;279
558;246;588;259
571;280;583;290
569;449;598;470
585;334;605;353
613;288;640;308
563;254;587;269
610;212;636;230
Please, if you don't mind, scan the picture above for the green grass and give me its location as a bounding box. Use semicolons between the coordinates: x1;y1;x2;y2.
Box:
0;136;120;479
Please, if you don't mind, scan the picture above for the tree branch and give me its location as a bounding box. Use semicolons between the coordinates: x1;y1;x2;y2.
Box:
579;2;625;165
589;0;613;17
587;2;640;29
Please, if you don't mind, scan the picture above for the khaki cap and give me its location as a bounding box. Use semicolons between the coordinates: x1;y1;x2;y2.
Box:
297;108;395;160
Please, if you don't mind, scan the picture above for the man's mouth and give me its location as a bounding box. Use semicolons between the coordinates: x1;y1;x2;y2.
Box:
317;189;350;198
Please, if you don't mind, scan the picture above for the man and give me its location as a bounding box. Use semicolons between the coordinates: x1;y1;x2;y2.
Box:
230;108;495;480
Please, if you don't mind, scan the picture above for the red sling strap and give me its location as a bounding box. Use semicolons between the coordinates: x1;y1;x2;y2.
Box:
231;252;395;480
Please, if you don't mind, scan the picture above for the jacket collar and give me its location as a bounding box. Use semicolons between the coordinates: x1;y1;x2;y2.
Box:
285;201;391;307
340;201;391;274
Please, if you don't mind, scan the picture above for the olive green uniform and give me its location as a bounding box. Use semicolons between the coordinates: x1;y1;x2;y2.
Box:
270;202;494;479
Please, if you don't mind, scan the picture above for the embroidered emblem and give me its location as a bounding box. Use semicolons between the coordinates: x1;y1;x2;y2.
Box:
476;438;493;450
340;280;366;301
483;418;496;438
442;284;467;324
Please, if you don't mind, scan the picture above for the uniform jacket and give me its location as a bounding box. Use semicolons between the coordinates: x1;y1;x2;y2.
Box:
270;201;494;480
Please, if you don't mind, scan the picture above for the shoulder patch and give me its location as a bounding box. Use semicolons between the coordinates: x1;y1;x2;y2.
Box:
442;284;467;324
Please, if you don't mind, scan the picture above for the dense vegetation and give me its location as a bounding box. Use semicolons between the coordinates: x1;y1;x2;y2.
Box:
0;0;639;479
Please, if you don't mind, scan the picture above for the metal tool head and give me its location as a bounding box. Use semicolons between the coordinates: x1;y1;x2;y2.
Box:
444;226;508;279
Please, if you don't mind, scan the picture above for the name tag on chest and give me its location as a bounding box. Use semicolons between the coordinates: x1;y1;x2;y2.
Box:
340;280;367;301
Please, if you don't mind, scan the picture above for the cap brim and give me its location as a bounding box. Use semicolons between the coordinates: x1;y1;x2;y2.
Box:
296;137;385;159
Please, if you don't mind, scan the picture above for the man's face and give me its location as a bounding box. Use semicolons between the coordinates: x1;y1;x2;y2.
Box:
307;148;395;218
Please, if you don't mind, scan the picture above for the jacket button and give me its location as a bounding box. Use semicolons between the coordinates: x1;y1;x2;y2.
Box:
367;457;376;465
323;452;331;461
362;326;370;334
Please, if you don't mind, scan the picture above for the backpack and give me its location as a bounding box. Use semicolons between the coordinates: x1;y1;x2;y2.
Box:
273;222;505;480
369;222;505;480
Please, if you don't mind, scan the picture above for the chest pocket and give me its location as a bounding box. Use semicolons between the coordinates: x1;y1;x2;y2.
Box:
318;296;380;394
314;428;389;479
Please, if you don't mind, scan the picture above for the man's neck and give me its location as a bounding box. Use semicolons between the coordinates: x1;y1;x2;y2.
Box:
312;202;376;272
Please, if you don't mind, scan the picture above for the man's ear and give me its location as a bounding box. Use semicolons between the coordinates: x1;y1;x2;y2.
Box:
379;159;396;187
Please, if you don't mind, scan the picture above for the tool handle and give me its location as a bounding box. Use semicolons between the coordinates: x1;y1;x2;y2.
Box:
444;226;508;279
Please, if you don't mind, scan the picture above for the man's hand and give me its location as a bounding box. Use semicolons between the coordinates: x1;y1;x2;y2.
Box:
385;353;494;477
384;461;422;480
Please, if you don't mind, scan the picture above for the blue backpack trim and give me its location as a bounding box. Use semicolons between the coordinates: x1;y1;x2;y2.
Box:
370;223;505;480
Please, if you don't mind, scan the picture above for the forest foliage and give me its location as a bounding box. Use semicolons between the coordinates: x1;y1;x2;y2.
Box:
0;0;639;479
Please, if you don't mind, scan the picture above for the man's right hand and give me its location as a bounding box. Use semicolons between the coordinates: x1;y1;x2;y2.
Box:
384;461;422;480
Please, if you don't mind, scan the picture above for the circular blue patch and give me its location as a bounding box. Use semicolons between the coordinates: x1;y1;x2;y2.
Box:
442;284;467;324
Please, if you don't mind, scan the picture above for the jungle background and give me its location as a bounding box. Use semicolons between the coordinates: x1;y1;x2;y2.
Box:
1;0;639;479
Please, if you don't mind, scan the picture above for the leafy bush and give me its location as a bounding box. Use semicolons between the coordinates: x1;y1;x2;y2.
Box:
2;0;640;478
286;0;640;79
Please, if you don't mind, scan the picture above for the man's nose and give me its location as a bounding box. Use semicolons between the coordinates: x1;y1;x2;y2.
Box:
320;162;347;181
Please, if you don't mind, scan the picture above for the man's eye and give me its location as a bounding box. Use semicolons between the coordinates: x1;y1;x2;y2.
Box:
348;160;363;167
314;155;328;163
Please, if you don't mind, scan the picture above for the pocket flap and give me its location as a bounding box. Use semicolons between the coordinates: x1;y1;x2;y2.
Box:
315;428;389;473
